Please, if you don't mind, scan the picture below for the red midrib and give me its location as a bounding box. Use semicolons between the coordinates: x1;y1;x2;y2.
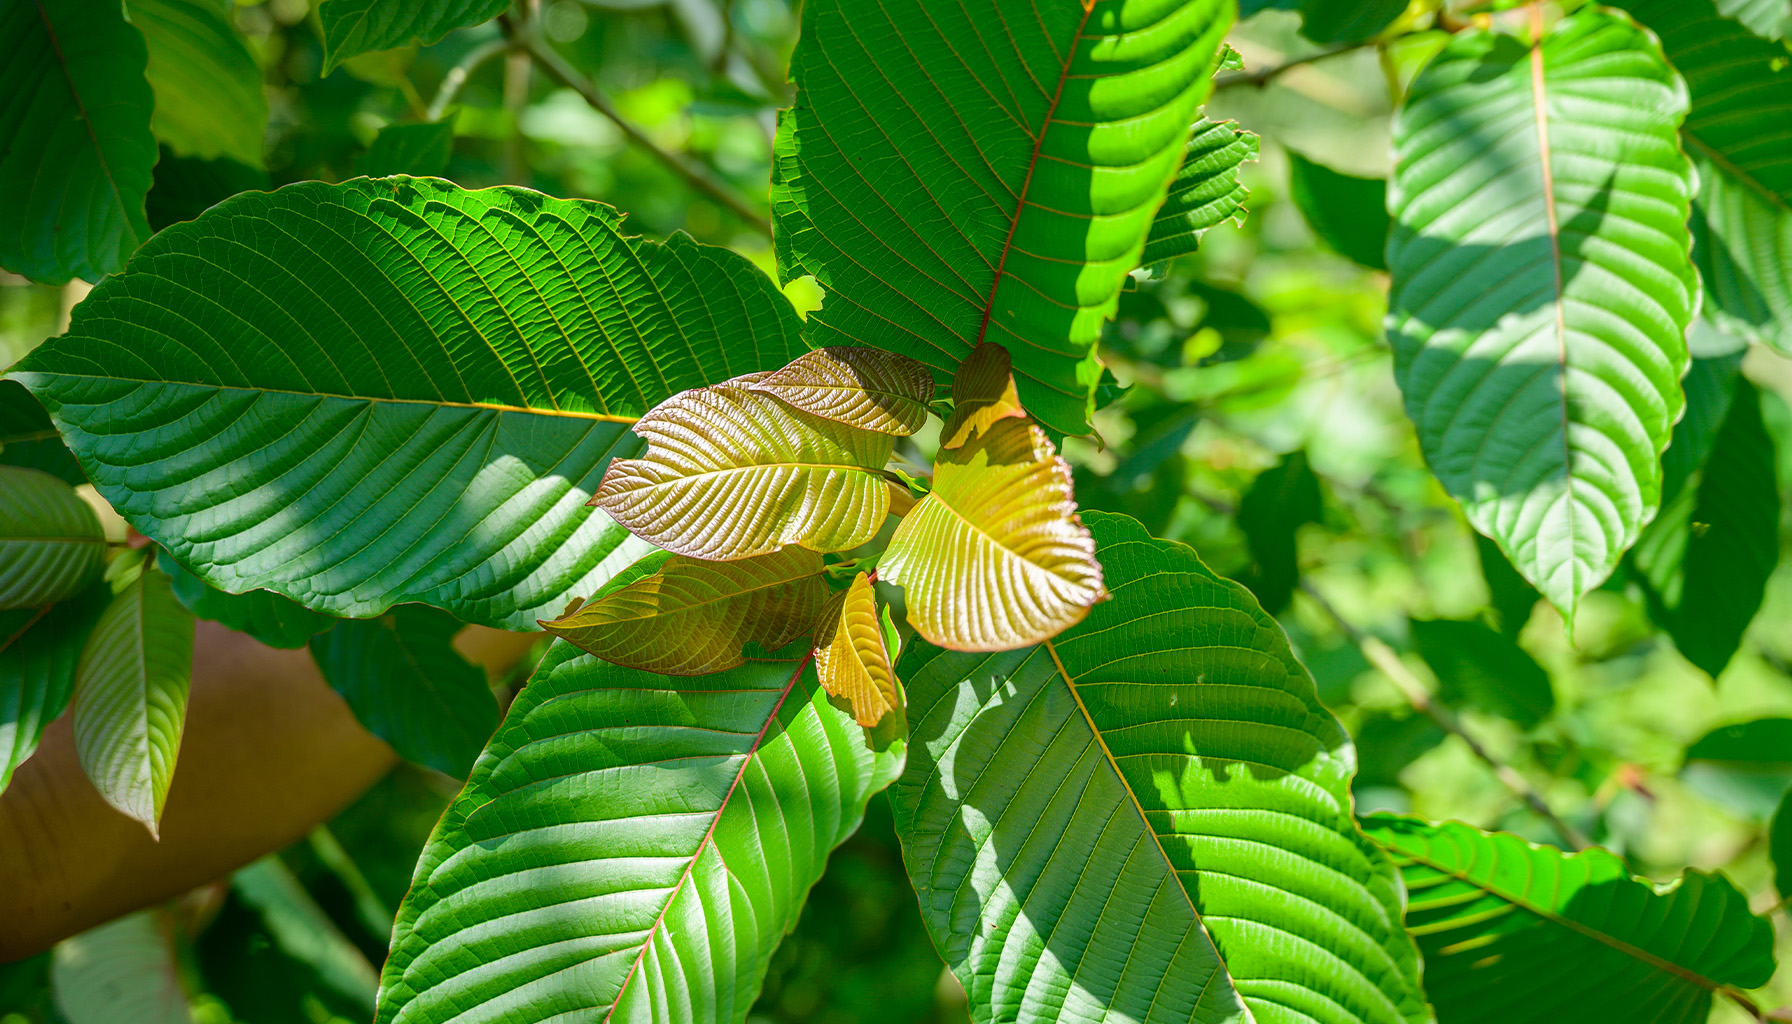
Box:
973;1;1099;347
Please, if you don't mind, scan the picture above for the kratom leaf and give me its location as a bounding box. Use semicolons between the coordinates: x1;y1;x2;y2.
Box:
355;119;456;178
1386;10;1697;618
0;0;156;284
1;586;108;794
891;512;1425;1024
10;178;802;629
157;551;335;650
71;563;195;837
374;640;903;1024
1625;0;1792;356
813;572;898;727
747;347;933;435
881;419;1103;651
232;857;380;1015
0;466;107;610
128;0;267;168
1288;151;1389;270
1140;117;1259;269
0;382;84;485
1475;533;1540;636
1680;718;1792;818
50;911;194;1024
593;380;895;560
772;0;1235;435
542;548;829;676
1235;449;1322;614
317;0;507;72
1409;617;1554;729
1772;788;1792;900
1296;0;1408;43
1716;0;1792;38
938;343;1027;450
144;152;267;232
1363;815;1776;1024
309;606;498;778
1658;321;1747;506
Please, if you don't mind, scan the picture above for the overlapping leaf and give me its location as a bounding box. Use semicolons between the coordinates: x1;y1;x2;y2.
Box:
881;419;1102;651
374;641;903;1024
747;347;933;435
938;343;1027;450
129;0;266;167
542;548;829;675
317;0;507;72
593;380;895;560
157;551;335;650
891;512;1425;1024
11;178;802;628
1;587;108;794
772;0;1233;435
356;120;456;178
0;382;83;485
1364;816;1775;1024
1386;10;1697;617
71;563;195;837
0;0;157;283
1288;152;1389;270
1716;0;1792;38
1141;117;1260;269
813;572;899;727
0;467;107;610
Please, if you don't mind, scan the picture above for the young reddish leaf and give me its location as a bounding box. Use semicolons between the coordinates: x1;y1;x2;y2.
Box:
540;548;829;675
940;344;1028;449
813;572;899;726
749;347;934;435
881;419;1104;651
593;382;896;560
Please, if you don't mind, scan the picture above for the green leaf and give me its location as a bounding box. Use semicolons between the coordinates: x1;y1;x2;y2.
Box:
1235;449;1322;614
157;550;335;650
1386;10;1697;618
144;151;268;232
374;640;903;1024
747;347;934;436
1288;151;1388;270
11;178;803;629
0;381;84;485
1771;787;1792;900
1;585;109;794
772;0;1235;436
50;910;194;1024
881;419;1104;651
1409;617;1554;729
0;466;107;610
0;0;157;283
541;548;829;676
1658;320;1747;506
1475;532;1539;636
318;0;507;72
1294;0;1408;43
1632;379;1780;679
1363;815;1776;1023
1716;0;1792;38
232;856;380;1014
128;0;267;168
891;512;1425;1024
71;562;195;837
309;605;497;778
593;377;896;559
1141;117;1259;269
1625;0;1792;356
813;571;899;727
1680;718;1792;818
355;119;456;178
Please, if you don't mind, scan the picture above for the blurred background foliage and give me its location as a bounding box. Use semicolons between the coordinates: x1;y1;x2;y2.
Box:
3;1;1791;1022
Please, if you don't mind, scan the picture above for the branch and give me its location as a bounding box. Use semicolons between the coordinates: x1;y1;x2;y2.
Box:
1298;580;1591;851
427;38;511;122
514;32;773;239
1213;44;1367;91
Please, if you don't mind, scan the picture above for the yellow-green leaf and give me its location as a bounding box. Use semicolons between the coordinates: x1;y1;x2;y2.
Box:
541;548;828;675
882;419;1104;651
813;571;899;726
0;466;107;610
749;347;934;435
940;344;1027;450
593;379;896;560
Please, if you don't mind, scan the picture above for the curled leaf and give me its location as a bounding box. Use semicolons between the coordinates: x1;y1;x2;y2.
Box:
541;548;828;675
940;344;1027;449
593;382;895;560
881;419;1104;651
813;572;899;726
749;347;934;435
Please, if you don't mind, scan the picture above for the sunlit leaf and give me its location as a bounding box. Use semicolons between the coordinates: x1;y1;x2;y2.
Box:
813;572;898;727
748;347;934;435
157;551;336;650
129;0;266;168
594;380;895;560
318;0;507;72
938;343;1027;451
0;466;107;610
1364;816;1775;1024
1288;152;1389;270
882;419;1103;651
542;547;829;675
71;563;195;837
1141;117;1259;269
375;641;903;1024
1387;10;1697;618
355;119;455;178
1;585;108;794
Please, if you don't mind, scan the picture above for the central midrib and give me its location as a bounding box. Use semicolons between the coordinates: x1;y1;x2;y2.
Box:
1528;6;1578;595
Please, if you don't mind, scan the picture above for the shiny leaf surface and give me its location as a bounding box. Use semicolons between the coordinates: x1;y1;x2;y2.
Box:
938;343;1027;451
813;572;898;727
748;347;934;435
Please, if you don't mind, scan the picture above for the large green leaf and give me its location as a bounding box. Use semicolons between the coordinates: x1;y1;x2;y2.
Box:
318;0;508;72
1364;816;1775;1024
1141;116;1259;269
0;0;157;284
128;0;267;168
0;466;107;610
10;178;802;629
71;562;195;837
772;0;1233;435
309;606;498;778
1;586;108;794
157;550;336;650
374;640;903;1024
1386;10;1697;618
891;512;1424;1024
1625;0;1792;356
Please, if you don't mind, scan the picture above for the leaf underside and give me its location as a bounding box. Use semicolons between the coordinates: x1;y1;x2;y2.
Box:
939;343;1028;450
1;589;108;794
748;346;934;435
813;571;899;726
0;466;107;610
129;0;268;168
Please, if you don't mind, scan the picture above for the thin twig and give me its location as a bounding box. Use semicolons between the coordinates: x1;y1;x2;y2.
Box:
427;38;511;121
1213;44;1367;91
1298;580;1591;851
515;32;773;238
